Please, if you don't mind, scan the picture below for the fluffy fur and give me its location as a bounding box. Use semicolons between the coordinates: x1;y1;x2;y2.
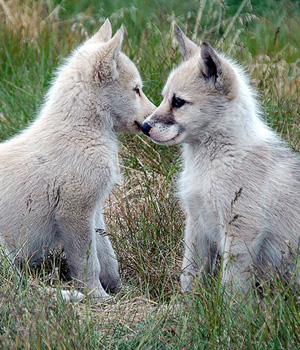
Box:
141;27;300;292
0;19;155;300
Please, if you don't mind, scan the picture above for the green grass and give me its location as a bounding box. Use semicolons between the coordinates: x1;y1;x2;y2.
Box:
0;0;300;348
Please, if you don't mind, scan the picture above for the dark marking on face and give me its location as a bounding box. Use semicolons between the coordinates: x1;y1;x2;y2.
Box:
152;113;176;125
132;120;141;131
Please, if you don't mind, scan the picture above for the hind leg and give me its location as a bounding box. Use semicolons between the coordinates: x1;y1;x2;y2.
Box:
94;210;121;294
56;214;111;301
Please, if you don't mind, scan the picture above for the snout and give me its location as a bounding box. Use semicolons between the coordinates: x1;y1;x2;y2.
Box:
140;122;152;137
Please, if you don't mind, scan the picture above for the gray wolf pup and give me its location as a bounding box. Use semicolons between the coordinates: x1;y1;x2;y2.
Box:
0;19;155;300
141;26;300;292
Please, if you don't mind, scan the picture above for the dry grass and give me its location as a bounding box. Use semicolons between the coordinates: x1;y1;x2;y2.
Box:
249;56;300;150
0;0;60;39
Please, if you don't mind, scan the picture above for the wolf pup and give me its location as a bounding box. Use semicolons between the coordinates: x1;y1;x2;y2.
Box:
141;26;300;293
0;19;155;300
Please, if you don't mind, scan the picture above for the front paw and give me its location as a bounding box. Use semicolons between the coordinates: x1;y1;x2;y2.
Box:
90;288;115;303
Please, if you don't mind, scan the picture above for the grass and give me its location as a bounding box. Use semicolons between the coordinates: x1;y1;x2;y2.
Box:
0;0;300;348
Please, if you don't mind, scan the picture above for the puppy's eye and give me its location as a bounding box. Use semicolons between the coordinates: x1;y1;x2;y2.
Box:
171;96;185;108
133;86;141;96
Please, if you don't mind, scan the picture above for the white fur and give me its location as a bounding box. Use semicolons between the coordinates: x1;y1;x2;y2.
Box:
0;19;155;301
142;28;300;292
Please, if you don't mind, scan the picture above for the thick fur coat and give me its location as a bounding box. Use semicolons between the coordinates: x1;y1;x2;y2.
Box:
0;19;155;300
141;27;300;292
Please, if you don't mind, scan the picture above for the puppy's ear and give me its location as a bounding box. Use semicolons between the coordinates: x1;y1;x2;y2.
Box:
175;26;199;61
201;41;237;98
94;25;124;82
200;42;222;83
104;25;124;61
89;19;112;43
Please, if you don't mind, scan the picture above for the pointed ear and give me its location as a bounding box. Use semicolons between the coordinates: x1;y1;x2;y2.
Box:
104;25;124;61
175;25;199;61
94;25;125;83
89;18;112;43
200;42;222;82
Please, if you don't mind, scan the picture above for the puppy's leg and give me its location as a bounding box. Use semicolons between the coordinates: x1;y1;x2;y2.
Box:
96;232;121;294
57;216;111;301
180;218;217;292
221;236;254;292
94;211;121;294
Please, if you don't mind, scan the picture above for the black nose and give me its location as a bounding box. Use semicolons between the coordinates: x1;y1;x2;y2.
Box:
140;122;152;137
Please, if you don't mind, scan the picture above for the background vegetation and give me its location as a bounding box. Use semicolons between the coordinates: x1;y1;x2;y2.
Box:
0;0;299;348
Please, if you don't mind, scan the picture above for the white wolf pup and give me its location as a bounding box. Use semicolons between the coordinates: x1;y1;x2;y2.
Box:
141;26;300;292
0;19;155;300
